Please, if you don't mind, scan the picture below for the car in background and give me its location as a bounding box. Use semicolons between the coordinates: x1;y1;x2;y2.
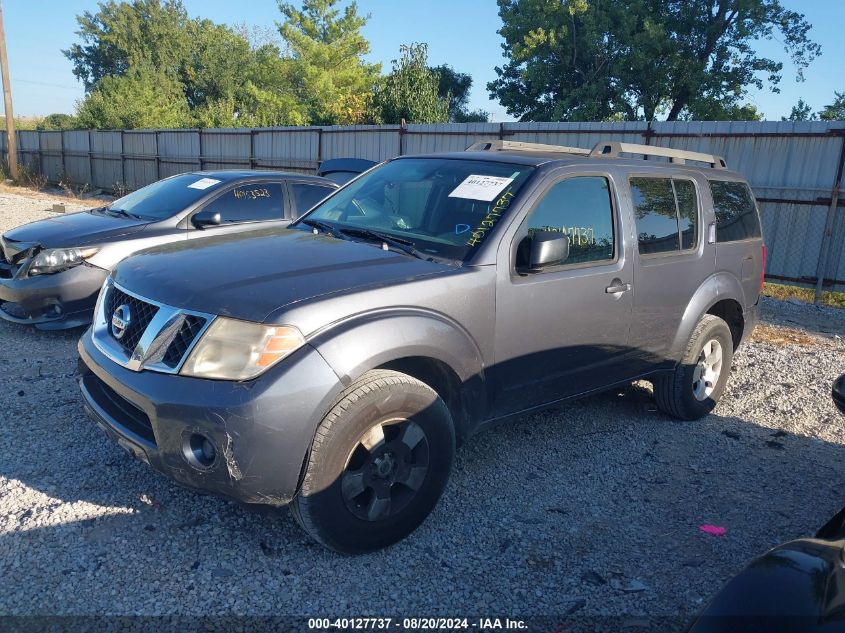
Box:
317;158;377;185
0;170;338;329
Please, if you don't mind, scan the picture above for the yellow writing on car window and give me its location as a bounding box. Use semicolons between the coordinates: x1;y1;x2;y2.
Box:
466;190;515;247
528;226;596;245
234;188;271;200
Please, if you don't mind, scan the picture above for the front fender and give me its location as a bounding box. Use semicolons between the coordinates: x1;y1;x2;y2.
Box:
668;272;748;361
309;308;487;419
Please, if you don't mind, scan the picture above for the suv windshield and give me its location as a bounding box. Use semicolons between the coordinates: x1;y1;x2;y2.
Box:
104;173;226;221
296;158;535;262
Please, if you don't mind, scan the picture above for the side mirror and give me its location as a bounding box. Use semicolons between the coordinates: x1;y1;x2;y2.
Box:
528;231;570;271
833;374;845;415
192;210;221;229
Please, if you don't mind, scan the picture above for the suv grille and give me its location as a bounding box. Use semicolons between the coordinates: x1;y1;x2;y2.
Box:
106;286;159;352
92;281;213;374
83;373;156;445
162;315;207;368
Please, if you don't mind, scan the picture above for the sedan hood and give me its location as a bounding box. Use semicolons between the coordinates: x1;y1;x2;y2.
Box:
113;228;454;323
3;210;149;248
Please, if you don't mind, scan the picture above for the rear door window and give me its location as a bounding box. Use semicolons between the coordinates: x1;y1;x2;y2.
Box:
709;180;762;242
630;177;700;255
206;182;284;224
290;183;336;216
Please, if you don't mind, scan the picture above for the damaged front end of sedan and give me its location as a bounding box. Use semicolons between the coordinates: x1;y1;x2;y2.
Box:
0;236;108;329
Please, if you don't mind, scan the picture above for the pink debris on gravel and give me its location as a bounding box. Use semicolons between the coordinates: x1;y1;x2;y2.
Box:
699;524;727;536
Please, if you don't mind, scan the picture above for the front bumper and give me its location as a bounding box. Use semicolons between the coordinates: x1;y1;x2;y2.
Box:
78;328;345;507
0;263;108;329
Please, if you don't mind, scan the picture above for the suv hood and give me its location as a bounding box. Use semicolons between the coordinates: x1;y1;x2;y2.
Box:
3;210;149;248
113;228;454;323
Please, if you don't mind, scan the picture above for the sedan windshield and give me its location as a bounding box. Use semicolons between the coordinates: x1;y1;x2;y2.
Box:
296;158;535;262
105;173;226;221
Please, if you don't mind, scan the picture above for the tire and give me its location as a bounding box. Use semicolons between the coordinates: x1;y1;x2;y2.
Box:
653;314;734;420
290;369;455;554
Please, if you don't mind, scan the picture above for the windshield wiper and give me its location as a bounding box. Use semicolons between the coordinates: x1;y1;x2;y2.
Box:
106;207;142;220
300;218;346;239
338;227;446;263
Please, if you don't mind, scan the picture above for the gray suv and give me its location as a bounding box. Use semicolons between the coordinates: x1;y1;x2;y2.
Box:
77;140;764;553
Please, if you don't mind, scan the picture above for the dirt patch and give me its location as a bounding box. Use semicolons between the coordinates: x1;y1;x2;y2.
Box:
751;322;821;346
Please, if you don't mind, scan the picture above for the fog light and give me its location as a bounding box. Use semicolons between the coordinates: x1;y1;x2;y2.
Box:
183;433;217;470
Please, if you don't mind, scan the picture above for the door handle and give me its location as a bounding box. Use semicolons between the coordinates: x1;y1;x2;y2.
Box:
605;282;631;294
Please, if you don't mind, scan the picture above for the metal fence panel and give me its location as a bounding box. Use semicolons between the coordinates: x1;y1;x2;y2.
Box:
157;130;199;178
89;131;122;190
253;128;319;173
62;130;91;186
200;129;251;171
122;131;157;190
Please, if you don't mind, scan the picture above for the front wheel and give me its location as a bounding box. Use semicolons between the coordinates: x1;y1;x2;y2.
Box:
290;370;455;554
653;314;734;420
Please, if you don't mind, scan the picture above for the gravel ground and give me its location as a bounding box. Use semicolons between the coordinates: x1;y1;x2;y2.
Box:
1;191;844;627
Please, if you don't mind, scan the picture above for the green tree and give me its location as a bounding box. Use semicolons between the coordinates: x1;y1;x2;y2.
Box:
375;43;450;124
37;114;80;130
782;98;816;121
431;64;489;122
75;67;190;129
277;0;381;124
64;0;193;90
819;92;845;121
64;0;267;125
489;0;821;122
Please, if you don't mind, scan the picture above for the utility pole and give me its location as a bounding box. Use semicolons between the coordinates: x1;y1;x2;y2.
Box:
0;1;17;181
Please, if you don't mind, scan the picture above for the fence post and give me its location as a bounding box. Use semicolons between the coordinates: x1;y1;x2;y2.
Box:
249;130;256;169
59;131;65;181
198;128;204;170
87;129;94;188
36;130;42;180
154;131;161;180
814;133;845;304
398;119;406;156
120;130;126;190
317;127;323;166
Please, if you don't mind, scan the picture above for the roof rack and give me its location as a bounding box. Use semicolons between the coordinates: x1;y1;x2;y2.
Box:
589;141;727;169
465;139;590;156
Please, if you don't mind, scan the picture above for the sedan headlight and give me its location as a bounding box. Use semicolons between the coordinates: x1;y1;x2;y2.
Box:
28;247;99;276
180;318;305;380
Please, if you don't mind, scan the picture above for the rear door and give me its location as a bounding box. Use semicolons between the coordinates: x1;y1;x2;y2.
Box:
626;171;714;366
709;179;765;306
492;169;635;416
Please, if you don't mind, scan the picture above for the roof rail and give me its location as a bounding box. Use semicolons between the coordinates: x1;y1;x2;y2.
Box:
589;141;727;169
466;139;590;156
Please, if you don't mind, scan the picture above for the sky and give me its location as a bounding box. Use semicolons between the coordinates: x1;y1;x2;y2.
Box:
3;0;844;121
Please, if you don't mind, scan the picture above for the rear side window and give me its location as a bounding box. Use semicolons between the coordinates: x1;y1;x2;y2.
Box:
206;183;284;223
710;181;762;242
521;176;615;266
630;177;699;255
291;183;335;215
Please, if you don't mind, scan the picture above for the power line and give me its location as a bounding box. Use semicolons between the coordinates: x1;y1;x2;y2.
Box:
13;78;82;91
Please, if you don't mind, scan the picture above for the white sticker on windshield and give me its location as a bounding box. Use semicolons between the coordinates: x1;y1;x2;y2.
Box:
448;174;514;201
187;177;221;190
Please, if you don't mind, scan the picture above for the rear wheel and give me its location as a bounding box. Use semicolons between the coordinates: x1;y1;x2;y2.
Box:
290;370;455;554
653;314;734;420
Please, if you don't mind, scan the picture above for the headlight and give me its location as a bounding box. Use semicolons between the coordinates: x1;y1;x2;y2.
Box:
28;247;99;276
180;318;305;380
